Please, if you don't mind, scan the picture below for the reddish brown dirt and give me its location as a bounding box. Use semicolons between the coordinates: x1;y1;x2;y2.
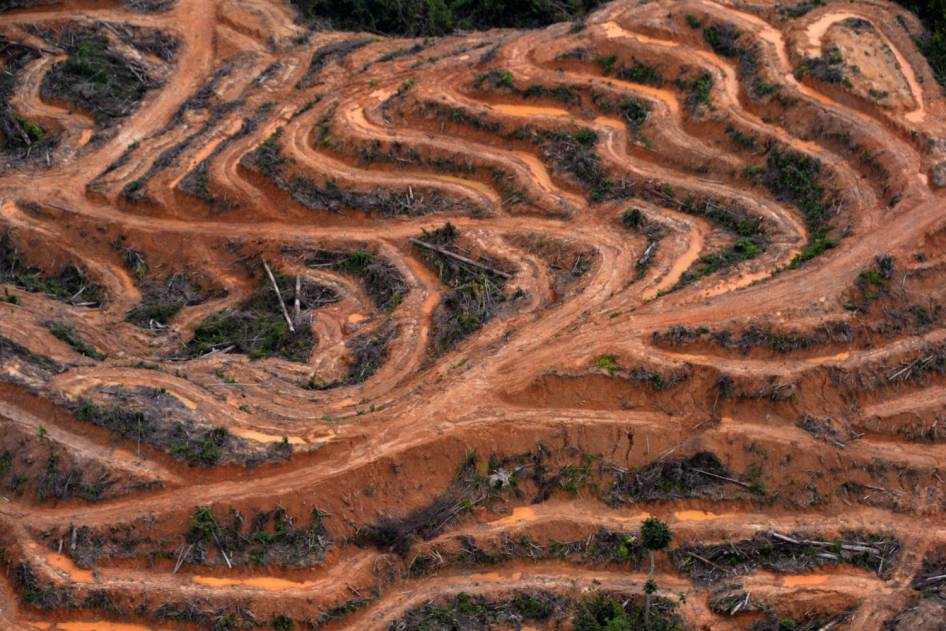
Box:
1;0;946;629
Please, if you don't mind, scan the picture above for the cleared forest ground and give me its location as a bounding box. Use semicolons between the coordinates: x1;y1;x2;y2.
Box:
1;0;946;628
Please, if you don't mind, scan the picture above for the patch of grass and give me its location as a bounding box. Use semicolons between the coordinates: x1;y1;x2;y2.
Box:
593;353;622;373
617;58;665;86
41;34;155;125
726;124;757;150
573;592;684;631
126;274;207;329
755;148;838;268
595;53;617;75
795;46;850;86
526;127;632;202
44;321;106;360
186;266;336;362
675;239;764;288
701;21;779;99
475;69;578;105
679;70;715;112
0;232;103;306
415;224;511;354
592;93;650;130
306;249;408;311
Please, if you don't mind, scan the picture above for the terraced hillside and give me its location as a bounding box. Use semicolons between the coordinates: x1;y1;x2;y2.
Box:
1;0;946;628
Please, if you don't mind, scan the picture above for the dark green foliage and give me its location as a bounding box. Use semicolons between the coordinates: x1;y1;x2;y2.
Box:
653;322;854;354
573;593;684;631
668;195;766;288
757;148;838;267
675;238;764;287
294;174;468;215
36;447;114;502
309;598;373;628
895;0;946;90
592;93;650;130
641;517;672;552
701;22;778;99
747;611;852;631
703;22;743;58
846;255;894;310
409;527;644;576
44;321;106;360
679;196;765;238
41;34;155;125
533;127;632;201
287;0;604;37
183;506;330;567
243;132;472;216
420;100;503;133
726;124;758;150
0;232;103;306
617;58;665;86
795;46;849;85
474;69;579;105
186;270;337;362
389;590;565;630
679;70;715;112
595;53;617;74
621;208;663;276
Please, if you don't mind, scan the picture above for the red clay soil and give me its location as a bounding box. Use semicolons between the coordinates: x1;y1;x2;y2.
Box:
1;0;946;629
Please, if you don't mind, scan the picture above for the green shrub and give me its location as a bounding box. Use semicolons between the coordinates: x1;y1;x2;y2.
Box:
45;321;106;360
41;35;154;124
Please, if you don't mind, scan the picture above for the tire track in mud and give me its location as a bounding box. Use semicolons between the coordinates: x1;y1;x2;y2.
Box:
1;0;945;628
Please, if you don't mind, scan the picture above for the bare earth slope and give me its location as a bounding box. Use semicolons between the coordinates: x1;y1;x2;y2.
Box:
1;0;946;628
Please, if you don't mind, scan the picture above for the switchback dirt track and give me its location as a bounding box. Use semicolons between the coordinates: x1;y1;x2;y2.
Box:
1;0;946;628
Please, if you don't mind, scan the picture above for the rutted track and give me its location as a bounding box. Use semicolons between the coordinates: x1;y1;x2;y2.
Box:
1;0;945;629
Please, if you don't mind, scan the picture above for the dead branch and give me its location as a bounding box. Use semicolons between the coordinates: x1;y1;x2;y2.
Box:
410;239;512;279
262;259;295;333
